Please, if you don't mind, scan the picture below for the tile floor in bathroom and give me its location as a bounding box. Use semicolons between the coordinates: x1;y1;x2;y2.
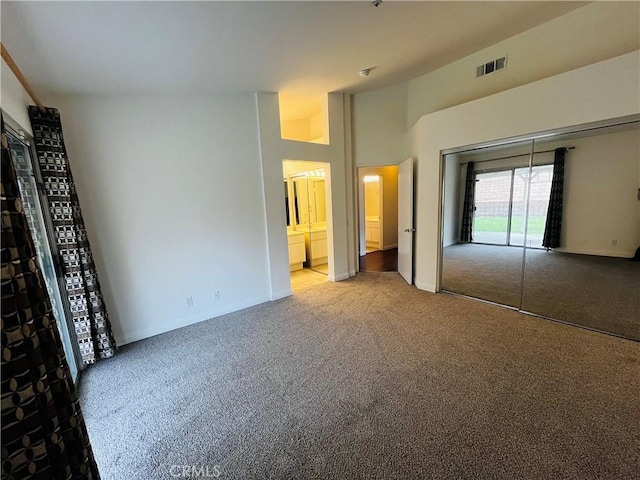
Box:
290;267;327;292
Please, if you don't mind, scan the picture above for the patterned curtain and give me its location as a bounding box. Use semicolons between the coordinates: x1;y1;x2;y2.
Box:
460;161;475;242
1;119;100;479
542;148;566;249
28;107;116;365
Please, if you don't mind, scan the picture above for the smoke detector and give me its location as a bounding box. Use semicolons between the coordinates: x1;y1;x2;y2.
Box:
359;68;373;78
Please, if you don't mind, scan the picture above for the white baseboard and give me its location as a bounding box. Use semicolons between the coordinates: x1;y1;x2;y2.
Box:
271;289;292;301
116;294;271;346
330;272;350;282
553;247;634;258
414;280;436;293
382;244;398;250
348;269;356;277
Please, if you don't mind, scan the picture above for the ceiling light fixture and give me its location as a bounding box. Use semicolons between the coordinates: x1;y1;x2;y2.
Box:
371;0;382;7
359;68;373;78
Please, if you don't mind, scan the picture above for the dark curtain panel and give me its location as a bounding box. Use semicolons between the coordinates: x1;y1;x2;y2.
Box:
460;161;475;242
1;120;100;479
542;148;566;249
28;107;116;365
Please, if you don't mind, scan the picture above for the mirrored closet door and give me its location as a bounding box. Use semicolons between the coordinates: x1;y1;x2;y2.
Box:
441;117;640;341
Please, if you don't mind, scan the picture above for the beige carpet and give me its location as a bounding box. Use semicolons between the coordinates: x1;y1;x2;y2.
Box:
442;243;524;308
79;272;640;480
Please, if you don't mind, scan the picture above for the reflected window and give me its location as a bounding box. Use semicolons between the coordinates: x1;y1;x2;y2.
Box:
472;165;553;248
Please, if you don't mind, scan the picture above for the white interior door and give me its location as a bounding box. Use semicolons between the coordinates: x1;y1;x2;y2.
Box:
398;157;414;284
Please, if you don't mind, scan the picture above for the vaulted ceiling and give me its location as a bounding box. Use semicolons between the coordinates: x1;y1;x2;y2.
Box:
2;1;587;103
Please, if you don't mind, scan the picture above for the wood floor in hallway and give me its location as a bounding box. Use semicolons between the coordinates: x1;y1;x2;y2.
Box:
359;248;398;272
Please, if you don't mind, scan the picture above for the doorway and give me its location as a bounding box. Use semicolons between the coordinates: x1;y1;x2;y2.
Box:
357;165;399;272
283;160;331;292
364;175;382;253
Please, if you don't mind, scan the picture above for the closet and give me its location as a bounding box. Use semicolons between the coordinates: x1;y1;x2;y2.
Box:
440;117;640;341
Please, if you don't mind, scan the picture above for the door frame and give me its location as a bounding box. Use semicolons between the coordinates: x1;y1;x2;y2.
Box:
356;164;398;260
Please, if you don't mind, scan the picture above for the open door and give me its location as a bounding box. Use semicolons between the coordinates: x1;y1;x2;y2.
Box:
398;157;414;284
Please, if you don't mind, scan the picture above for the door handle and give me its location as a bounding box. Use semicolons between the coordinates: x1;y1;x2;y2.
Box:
404;228;415;233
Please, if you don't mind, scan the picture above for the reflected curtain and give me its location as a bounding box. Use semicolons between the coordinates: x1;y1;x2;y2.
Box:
1;119;100;479
28;107;116;365
460;161;475;242
542;148;566;249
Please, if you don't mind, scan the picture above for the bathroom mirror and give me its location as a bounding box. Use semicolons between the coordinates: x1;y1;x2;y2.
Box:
293;177;326;227
288;172;329;275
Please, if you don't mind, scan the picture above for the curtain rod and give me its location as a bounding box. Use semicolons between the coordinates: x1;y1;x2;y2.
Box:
1;43;46;113
460;146;574;165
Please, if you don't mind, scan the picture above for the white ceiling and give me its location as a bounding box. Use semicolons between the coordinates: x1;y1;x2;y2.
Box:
2;1;586;115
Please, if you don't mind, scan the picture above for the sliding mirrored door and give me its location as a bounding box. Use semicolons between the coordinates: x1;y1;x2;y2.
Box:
521;122;640;340
441;139;532;308
441;116;639;341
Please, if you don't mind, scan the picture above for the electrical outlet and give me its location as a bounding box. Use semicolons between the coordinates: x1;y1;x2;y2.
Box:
186;296;194;307
214;290;221;301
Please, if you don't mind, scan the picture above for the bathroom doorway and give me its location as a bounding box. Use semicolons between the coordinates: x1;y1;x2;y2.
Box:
283;160;331;292
364;175;382;253
357;166;399;272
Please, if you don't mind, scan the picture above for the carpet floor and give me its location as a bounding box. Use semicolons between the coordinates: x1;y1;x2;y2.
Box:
79;272;640;480
442;244;640;340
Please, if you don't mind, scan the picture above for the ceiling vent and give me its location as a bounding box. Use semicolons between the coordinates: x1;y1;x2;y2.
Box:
476;56;507;77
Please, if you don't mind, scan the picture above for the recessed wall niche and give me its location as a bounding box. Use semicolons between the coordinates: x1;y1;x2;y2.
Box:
279;93;329;144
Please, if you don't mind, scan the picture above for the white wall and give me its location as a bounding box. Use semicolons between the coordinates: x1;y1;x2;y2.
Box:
1;61;34;134
552;128;639;258
413;51;640;293
353;82;408;167
407;1;640;127
46;93;270;345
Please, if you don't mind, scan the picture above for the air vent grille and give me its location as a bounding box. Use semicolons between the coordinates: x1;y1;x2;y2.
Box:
476;56;507;77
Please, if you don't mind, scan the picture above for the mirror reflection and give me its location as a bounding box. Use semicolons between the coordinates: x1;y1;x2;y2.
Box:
521;123;640;339
283;162;329;276
441;119;639;341
441;140;531;308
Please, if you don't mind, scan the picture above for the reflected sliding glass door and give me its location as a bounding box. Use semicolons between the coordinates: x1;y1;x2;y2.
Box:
6;127;81;381
473;170;512;245
473;166;552;248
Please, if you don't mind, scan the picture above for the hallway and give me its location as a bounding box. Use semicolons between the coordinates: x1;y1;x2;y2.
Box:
359;248;398;272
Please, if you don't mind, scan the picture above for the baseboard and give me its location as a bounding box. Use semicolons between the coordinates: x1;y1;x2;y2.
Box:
382;244;398;251
271;289;292;301
348;269;356;277
414;280;436;293
553;247;634;258
116;294;272;346
330;272;350;282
